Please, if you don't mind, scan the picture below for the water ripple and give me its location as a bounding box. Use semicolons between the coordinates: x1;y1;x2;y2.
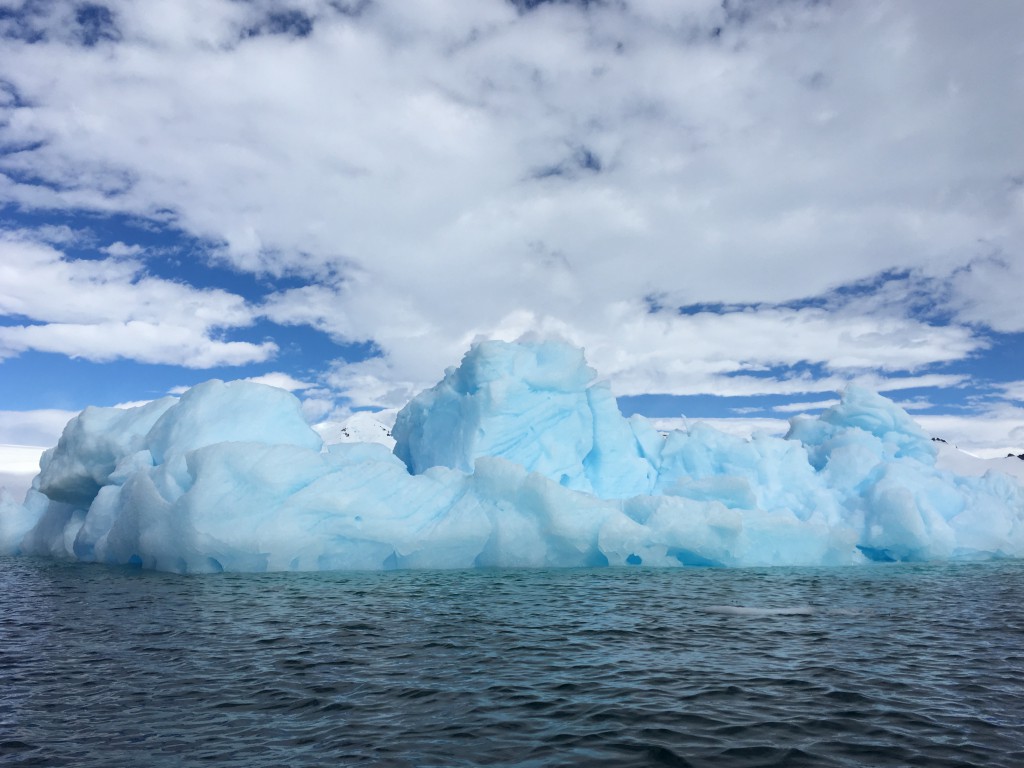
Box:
1;558;1023;767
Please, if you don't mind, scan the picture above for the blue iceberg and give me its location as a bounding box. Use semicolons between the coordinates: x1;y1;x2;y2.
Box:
2;338;1022;572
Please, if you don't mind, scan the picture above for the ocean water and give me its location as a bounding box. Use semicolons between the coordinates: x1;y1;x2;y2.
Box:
2;558;1022;767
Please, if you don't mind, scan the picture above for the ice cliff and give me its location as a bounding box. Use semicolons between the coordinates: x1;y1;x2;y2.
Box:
2;339;1022;573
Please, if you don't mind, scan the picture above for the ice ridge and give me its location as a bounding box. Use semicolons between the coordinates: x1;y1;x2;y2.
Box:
1;339;1022;572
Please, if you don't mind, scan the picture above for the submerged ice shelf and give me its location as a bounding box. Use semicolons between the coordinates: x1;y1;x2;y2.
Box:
2;339;1023;572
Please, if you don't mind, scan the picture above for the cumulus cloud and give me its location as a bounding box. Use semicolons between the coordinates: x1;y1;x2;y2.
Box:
948;255;1024;334
239;371;315;391
102;241;144;257
0;408;78;447
0;0;1020;413
0;231;275;366
314;300;978;406
998;382;1024;403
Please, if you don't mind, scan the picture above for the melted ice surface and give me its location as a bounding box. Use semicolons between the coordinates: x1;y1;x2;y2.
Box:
2;339;1022;572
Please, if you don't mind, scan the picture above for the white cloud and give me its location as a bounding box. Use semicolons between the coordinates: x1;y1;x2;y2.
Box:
772;399;840;414
30;224;89;246
239;371;315;391
0;444;44;501
890;397;935;412
0;444;46;474
0;321;276;367
318;302;977;406
112;400;156;409
998;382;1024;403
0;232;275;367
102;241;144;257
0;1;1020;424
0;408;77;446
325;355;429;410
299;396;334;423
949;255;1024;334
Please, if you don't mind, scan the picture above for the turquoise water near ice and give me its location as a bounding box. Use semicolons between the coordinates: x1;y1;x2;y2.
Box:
2;558;1023;767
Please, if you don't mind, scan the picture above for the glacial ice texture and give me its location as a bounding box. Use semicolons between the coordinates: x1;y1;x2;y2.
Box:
2;339;1023;572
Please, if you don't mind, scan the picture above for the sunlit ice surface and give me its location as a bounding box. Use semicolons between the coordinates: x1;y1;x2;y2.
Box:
2;339;1022;573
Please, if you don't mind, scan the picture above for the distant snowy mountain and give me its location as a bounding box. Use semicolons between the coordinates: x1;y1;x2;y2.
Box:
932;438;1024;482
313;410;397;448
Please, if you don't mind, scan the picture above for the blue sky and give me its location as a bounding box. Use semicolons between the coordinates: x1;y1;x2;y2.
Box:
1;0;1023;458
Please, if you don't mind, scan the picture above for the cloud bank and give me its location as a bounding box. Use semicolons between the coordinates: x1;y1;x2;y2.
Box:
0;0;1021;442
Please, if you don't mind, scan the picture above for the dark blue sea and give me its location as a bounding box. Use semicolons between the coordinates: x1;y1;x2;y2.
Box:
2;558;1022;767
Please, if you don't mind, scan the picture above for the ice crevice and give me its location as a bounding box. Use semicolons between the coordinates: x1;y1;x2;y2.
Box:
2;338;1023;573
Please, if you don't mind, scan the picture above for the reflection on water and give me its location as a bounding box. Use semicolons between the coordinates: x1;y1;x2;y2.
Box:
2;558;1023;767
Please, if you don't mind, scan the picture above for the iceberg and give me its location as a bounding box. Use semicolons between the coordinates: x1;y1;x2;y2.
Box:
1;338;1022;572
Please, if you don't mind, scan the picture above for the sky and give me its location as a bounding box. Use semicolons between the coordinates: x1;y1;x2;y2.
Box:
1;0;1023;470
